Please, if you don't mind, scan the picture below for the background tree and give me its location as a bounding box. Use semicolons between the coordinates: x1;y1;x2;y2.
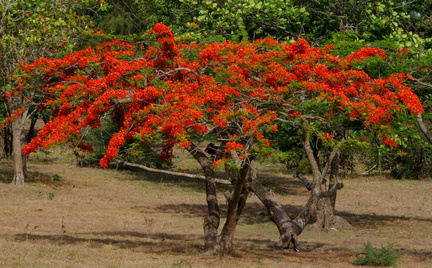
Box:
0;0;105;185
15;24;422;254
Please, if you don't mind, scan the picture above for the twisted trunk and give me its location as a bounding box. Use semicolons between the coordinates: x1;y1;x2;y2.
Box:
296;132;351;230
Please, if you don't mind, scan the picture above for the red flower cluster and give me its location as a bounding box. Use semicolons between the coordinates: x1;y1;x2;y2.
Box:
382;136;398;148
13;23;423;167
224;141;245;153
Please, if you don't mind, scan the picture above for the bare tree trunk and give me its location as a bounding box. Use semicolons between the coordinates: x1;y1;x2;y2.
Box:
311;152;351;229
218;158;253;255
295;150;351;230
202;170;220;252
187;144;220;252
11;116;27;186
3;125;13;158
250;178;302;251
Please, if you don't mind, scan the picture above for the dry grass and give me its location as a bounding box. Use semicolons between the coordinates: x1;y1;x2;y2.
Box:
0;152;431;267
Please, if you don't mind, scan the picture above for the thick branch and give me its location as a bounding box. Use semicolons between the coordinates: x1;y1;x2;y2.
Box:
293;172;312;191
249;178;301;251
417;114;432;145
319;182;344;198
115;160;231;184
301;129;322;182
320;146;341;180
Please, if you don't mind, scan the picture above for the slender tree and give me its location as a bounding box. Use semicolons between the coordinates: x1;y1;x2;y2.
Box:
0;0;104;185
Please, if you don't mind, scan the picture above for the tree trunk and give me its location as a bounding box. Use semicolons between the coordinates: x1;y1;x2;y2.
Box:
293;130;349;231
11;116;27;186
218;159;252;255
293;187;320;231
250;178;302;251
26;116;38;143
311;193;351;229
311;152;352;229
202;172;220;252
2;126;13;158
187;144;220;252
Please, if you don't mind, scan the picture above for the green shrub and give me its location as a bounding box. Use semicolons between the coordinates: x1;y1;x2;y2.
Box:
353;242;401;266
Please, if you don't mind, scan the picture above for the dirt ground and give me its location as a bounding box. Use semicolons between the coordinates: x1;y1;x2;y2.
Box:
0;153;431;267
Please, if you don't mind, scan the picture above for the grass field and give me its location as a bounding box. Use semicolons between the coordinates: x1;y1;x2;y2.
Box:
1;152;431;267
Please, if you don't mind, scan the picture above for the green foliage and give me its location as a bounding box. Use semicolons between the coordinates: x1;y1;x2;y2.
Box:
0;0;100;74
52;174;62;182
95;0;191;35
0;0;101;126
179;0;309;42
353;242;401;266
383;128;432;180
96;0;146;35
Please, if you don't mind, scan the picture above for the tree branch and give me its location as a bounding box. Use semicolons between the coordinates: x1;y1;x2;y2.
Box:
320;145;341;180
115;160;231;185
417;114;432;145
293;172;312;191
319;182;344;198
301;124;322;182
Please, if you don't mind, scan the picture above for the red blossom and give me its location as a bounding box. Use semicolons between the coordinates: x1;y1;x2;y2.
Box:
224;141;245;153
13;23;422;169
382;136;398;148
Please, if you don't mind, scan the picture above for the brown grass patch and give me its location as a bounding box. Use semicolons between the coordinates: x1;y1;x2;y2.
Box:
0;153;431;267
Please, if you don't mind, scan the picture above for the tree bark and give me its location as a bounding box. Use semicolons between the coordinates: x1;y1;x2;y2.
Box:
292;129;351;231
218;158;253;255
2;126;13;158
186;144;220;252
296;148;352;230
250;178;302;251
417;114;432;145
11;115;27;186
311;152;352;229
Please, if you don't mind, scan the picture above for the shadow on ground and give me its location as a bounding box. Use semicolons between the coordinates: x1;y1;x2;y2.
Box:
12;231;333;258
121;166;307;197
14;231;431;263
151;201;432;227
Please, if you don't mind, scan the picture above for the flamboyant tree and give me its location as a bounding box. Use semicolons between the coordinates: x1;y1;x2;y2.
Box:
8;23;422;254
94;0;432;178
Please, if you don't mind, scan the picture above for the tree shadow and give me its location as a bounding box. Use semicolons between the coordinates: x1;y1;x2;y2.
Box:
153;201;432;229
399;248;432;263
12;230;332;258
0;164;54;184
118;165;306;198
14;231;203;254
336;210;432;227
0;168;13;183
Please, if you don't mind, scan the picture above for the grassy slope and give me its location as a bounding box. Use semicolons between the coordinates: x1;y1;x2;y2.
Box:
0;153;431;267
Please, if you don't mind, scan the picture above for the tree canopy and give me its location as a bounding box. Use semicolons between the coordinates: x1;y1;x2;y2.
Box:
12;24;422;166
